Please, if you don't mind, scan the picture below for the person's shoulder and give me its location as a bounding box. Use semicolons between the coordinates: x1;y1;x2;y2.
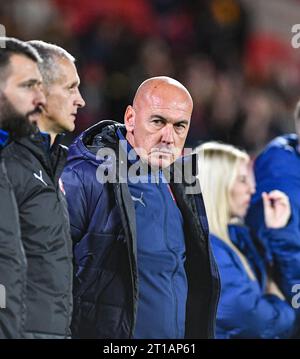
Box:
210;234;233;263
1;140;31;163
255;134;299;175
2;140;22;152
62;152;106;196
1;142;36;193
211;240;246;287
261;134;298;157
65;154;98;177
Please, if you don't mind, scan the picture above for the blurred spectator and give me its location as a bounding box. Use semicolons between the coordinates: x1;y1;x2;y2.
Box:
1;0;299;152
196;141;297;338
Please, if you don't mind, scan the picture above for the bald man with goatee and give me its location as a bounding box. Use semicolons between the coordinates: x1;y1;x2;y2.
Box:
62;76;220;339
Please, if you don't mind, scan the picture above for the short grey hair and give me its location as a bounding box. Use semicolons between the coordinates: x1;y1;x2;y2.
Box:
27;40;75;87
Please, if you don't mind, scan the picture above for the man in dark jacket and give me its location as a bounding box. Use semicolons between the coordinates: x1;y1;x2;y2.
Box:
1;40;85;338
62;76;220;339
0;37;45;339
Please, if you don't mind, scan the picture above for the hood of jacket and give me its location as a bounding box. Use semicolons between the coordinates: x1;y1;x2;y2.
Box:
67;120;124;166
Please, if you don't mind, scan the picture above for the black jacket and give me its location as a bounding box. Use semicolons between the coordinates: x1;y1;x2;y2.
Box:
1;133;73;338
0;153;27;339
62;121;220;339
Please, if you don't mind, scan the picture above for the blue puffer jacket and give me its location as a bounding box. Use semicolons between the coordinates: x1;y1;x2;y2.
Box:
211;224;296;339
62;120;220;339
246;134;300;305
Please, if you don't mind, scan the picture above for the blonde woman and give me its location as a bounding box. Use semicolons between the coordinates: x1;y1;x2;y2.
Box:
195;142;296;339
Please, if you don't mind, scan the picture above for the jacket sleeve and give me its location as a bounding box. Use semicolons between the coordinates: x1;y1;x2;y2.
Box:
246;146;300;242
61;166;88;244
213;242;296;339
259;208;300;302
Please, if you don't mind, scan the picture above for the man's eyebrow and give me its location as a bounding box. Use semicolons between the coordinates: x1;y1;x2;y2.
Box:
20;78;41;86
175;119;189;125
68;80;80;88
150;115;167;122
150;115;189;125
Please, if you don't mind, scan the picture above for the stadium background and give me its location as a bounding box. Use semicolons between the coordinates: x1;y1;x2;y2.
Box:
1;0;300;155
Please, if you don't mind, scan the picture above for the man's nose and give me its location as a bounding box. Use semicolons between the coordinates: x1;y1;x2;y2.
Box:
75;89;86;108
33;87;46;107
161;124;174;144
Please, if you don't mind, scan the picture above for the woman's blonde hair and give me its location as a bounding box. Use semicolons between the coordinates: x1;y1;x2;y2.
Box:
195;141;255;280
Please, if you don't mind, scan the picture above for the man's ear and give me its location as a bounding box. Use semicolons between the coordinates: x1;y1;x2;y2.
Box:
124;105;135;133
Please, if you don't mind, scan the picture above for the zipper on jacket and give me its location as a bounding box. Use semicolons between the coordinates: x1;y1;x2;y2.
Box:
156;175;180;339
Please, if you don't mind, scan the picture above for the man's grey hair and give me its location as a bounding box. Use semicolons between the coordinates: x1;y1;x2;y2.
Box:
27;40;75;87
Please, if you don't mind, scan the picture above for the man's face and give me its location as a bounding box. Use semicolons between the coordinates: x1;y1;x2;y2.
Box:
1;54;45;122
42;57;85;133
125;83;193;168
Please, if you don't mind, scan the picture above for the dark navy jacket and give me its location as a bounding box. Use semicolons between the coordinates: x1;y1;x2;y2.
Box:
211;224;296;339
246;134;300;305
62;120;220;339
2;132;73;338
0;131;27;338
